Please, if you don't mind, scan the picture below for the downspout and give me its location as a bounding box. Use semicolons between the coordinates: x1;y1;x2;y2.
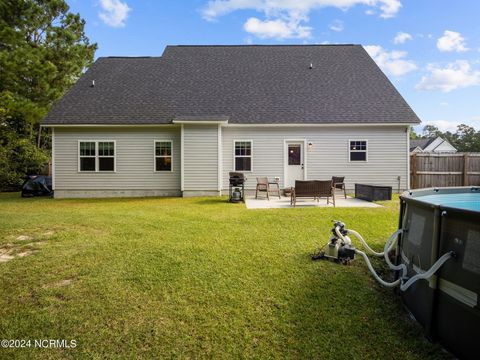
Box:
180;124;184;193
51;127;55;191
217;123;222;195
406;126;411;190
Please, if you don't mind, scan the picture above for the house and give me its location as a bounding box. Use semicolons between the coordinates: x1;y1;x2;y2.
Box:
42;45;420;198
410;137;457;154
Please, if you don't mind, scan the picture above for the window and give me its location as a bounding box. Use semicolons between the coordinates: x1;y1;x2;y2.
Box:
155;141;172;171
288;144;302;165
234;141;252;171
79;141;115;172
349;140;367;161
79;141;96;171
98;142;115;171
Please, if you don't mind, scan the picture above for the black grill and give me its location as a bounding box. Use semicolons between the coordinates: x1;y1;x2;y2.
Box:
229;172;246;202
229;172;245;186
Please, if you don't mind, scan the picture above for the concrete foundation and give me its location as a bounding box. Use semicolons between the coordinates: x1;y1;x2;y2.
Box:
182;190;222;197
54;189;182;199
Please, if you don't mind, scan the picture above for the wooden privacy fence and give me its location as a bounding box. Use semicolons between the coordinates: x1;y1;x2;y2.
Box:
410;153;480;189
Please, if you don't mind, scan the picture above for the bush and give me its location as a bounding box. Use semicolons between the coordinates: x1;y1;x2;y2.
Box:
0;138;49;191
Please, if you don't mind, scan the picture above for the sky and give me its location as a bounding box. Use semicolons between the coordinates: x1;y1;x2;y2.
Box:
66;0;480;133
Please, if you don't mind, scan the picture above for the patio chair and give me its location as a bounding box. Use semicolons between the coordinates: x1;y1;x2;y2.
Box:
255;177;282;200
332;176;347;199
317;180;335;207
255;177;268;200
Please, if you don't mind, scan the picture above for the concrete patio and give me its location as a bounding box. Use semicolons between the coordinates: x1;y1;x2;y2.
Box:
245;195;382;209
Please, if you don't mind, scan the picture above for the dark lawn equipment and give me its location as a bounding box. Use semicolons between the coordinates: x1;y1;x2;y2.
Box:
21;175;53;197
312;221;356;264
312;220;454;291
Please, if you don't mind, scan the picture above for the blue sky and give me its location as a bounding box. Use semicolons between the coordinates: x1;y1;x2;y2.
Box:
67;0;480;133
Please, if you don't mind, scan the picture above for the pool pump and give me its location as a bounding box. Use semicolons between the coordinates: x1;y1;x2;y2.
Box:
313;220;455;292
312;221;356;263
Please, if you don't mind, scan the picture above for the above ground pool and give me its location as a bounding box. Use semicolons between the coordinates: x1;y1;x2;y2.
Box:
398;187;480;360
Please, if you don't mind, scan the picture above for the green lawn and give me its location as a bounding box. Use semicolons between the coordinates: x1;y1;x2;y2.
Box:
0;193;448;359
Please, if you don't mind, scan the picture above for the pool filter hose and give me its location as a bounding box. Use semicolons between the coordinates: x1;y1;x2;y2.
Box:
335;226;454;291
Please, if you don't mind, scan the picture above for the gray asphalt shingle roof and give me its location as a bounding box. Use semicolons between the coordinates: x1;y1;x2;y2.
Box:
42;45;421;125
410;138;436;151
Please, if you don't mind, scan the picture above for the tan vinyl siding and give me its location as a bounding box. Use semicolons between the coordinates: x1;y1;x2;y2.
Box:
183;125;218;191
222;126;408;191
54;127;180;190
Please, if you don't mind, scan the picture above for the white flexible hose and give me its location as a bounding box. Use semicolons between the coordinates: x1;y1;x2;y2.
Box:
345;228;400;257
399;251;454;291
382;230;407;276
345;227;454;291
334;226;348;244
355;249;401;287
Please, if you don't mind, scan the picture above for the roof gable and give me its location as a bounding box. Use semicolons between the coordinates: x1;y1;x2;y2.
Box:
43;45;421;125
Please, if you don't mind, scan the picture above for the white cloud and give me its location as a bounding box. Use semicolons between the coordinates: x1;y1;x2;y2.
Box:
329;19;344;32
364;45;417;76
416;60;480;92
436;30;468;52
99;0;130;28
202;1;401;39
393;32;412;44
439;102;449;107
243;17;311;39
203;0;402;19
422;120;459;132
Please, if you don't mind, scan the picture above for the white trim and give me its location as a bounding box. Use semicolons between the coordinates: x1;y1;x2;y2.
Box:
438;278;478;308
304;140;308;179
284;139;307;188
283;141;286;188
217;124;222;192
172;120;228;125
406;127;410;189
153;140;174;172
233;139;253;172
42;122;415;128
348;139;368;162
42;124;178;128
224;123;415;128
52;128;55;190
180;124;184;191
410;146;423;154
78;140;116;173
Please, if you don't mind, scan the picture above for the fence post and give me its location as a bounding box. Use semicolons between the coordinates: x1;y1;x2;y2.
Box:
463;153;469;186
411;153;417;189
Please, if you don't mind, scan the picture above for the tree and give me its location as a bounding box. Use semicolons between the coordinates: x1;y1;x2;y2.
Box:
409;126;420;140
0;0;96;189
422;124;442;139
454;124;480;152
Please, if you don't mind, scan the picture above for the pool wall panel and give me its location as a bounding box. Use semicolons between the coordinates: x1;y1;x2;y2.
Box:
399;187;480;360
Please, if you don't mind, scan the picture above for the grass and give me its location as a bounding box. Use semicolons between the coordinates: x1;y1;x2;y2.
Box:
0;193;449;359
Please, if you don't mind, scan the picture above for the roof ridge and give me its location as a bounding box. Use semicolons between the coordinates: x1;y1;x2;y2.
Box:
102;56;161;59
171;44;358;47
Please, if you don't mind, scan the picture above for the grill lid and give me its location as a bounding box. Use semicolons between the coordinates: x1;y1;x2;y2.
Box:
229;172;246;185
